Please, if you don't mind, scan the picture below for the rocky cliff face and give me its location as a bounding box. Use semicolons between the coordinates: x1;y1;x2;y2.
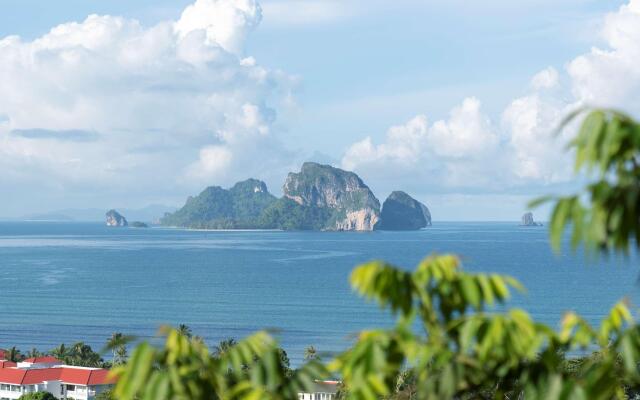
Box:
521;212;542;226
106;209;128;227
376;191;431;230
283;162;380;231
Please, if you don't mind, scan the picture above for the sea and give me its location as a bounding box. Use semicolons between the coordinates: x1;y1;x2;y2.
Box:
0;221;638;365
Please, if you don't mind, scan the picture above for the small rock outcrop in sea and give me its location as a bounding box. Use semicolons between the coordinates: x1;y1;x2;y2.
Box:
283;162;380;231
106;209;128;227
376;191;432;230
130;221;149;228
521;212;542;226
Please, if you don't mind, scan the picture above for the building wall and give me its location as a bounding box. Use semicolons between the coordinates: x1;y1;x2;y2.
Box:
0;383;26;400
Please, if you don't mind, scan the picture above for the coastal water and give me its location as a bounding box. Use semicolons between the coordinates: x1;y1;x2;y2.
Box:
0;221;638;365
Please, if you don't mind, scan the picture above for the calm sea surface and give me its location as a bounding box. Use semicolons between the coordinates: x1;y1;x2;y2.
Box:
0;221;638;365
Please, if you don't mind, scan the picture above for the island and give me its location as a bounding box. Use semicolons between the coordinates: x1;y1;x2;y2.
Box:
130;221;149;228
521;212;542;226
280;162;380;231
375;191;431;230
161;162;431;231
160;179;277;229
105;209;128;227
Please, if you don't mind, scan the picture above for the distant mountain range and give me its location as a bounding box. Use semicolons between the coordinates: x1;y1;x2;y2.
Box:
19;204;176;223
161;162;432;231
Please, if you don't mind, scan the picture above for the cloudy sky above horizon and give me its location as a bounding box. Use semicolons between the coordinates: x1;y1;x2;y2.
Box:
1;0;638;220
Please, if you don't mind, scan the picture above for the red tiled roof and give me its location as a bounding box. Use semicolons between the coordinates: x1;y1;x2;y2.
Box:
0;361;17;368
0;367;115;386
0;368;28;384
60;368;116;385
22;369;62;385
22;356;62;364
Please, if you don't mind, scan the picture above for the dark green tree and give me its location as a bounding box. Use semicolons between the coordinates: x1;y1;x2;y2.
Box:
67;342;104;367
177;324;193;339
304;345;319;361
25;348;41;359
212;338;237;359
49;344;69;363
104;332;133;366
5;346;22;362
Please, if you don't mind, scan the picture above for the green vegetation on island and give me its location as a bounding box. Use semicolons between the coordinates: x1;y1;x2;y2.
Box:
130;221;149;228
259;198;335;230
160;179;277;229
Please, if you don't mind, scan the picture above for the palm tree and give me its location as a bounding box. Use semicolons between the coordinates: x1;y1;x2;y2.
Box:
104;333;133;366
177;324;193;339
25;347;41;359
303;345;319;361
5;346;22;362
70;342;103;367
213;338;237;358
50;344;69;363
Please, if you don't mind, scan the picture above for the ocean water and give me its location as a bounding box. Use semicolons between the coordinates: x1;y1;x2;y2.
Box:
0;221;638;365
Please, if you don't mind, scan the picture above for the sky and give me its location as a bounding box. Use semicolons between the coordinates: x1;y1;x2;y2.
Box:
0;0;638;220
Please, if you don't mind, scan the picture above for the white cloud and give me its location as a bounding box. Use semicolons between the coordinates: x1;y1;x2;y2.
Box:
187;145;234;180
0;0;296;211
530;67;558;90
342;97;502;191
174;0;262;54
342;115;428;170
502;93;570;182
427;97;497;159
341;0;640;196
567;0;640;109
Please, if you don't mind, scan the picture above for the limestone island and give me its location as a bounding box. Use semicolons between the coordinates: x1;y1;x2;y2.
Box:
521;212;542;227
105;209;128;227
375;191;432;230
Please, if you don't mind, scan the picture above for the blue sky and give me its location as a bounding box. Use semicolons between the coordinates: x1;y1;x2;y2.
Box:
0;0;637;220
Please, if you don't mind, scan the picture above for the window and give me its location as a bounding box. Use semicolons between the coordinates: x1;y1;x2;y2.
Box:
10;385;20;392
67;384;76;392
0;384;8;391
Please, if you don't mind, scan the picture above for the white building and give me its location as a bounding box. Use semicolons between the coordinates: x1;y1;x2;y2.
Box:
298;380;339;400
0;355;114;400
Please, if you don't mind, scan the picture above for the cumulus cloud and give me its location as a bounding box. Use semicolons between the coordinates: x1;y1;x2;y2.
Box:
174;0;262;54
567;0;640;109
530;67;559;90
342;97;503;191
342;0;640;196
0;0;296;211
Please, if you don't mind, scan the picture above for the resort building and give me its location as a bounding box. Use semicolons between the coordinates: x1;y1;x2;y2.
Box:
298;380;339;400
0;353;114;400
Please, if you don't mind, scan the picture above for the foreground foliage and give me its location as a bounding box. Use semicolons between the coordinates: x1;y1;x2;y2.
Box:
535;109;640;253
112;110;640;399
